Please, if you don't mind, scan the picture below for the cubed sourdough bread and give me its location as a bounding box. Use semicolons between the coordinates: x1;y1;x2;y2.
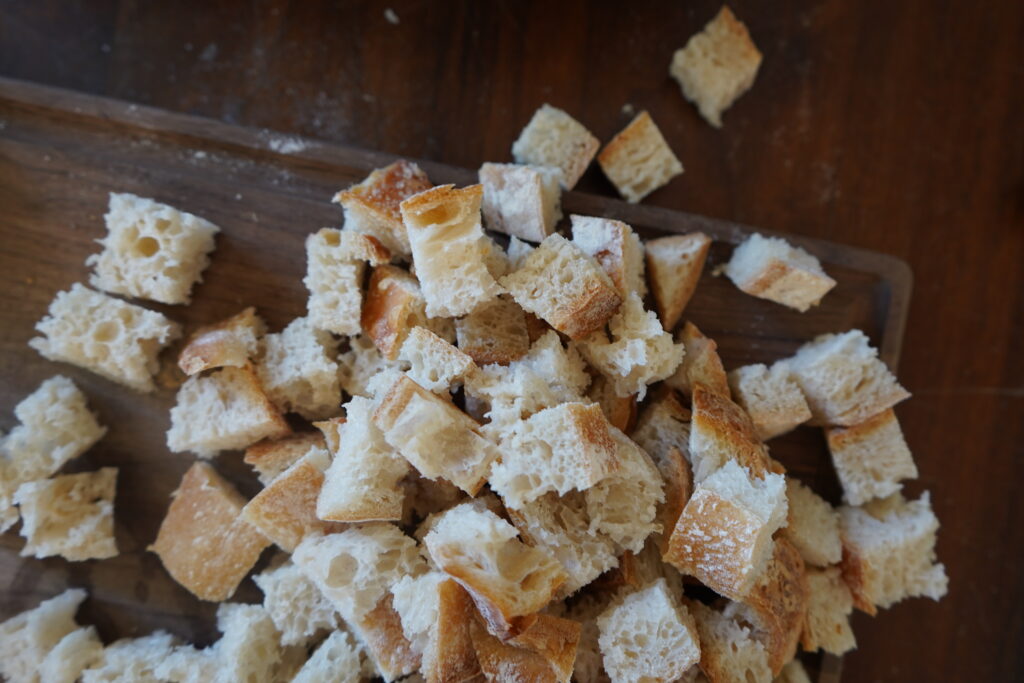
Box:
337;333;409;398
83;630;181;683
253;559;339;647
724;233;836;312
86;192;219;305
479;162;563;242
350;593;422;682
782;478;842;567
687;599;772;683
728;363;812;440
399;325;476;394
587;374;637;432
664;321;730;400
30;283;180;392
570;215;646;297
14;468;118;561
304;228;391;336
501;233;622;340
150;462;271;601
361;264;427;360
645;232;711;331
455;294;531;366
597;111;683;203
0;588;87;683
511;104;600;190
333;159;433;258
400;184;502;317
177;307;265;375
781;330;910;426
291;630;363;683
688;383;774;483
801;566;856;655
167;364;290;458
243;431;325;485
669;6;763;128
826;408;918;505
257;316;341;419
40;625;103;683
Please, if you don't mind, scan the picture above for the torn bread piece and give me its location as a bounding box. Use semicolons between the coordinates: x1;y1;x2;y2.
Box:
688;382;775;483
724;233;836;312
40;625;103;683
505;613;582;683
455;295;531;366
631;388;692;472
361;264;427;360
688;600;771;683
598;111;684;203
399;325;476;394
244;432;326;485
479;162;563;242
208;602;305;683
257;316;341;419
570;215;646;298
15;468;118;561
333;159;433;258
305;228;391;336
30;283;180;392
178;307;266;375
392;574;481;681
511;104;600;190
782;478;842;567
826;408;918;506
354;594;423;682
253;559;339;647
801;566;856;655
150;462;271;601
728;363;812;441
669;6;763;128
337;334;409;399
86;192;219;305
587;374;637;433
0;588;87;683
664;321;729;401
292;630;363;683
645;232;711;331
85;630;182;683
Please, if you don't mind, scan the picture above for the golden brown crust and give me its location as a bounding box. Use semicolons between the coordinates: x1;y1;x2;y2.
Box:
358;593;423;681
455;297;531;366
178;307;265;375
597;111;654;171
334;160;432;225
362;265;424;360
400;184;484;230
243;432;325;483
588;375;637;433
692;383;772;478
672;322;730;400
658;446;693;553
839;542;877;616
553;279;623;340
507;614;581;683
825;408;896;451
742;537;808;674
469;618;559;683
424;580;482;683
588;550;641;593
645;233;711;331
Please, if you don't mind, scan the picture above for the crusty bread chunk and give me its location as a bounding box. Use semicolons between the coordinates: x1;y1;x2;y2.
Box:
425;503;567;637
597;579;700;683
390;571;448;655
399;325;476;394
318;397;410;522
40;625;103;683
782;478;841;567
253;559;339;647
511;104;600;190
362;265;427;360
479;162;563;242
352;593;422;682
304;228;390;336
292;630;363;683
167;364;291;457
665;460;787;600
801;566;856;655
455;295;531;366
244;431;325;485
14;468;118;561
587;374;637;433
178;307;265;375
86;192;219;305
688;599;772;683
337;333;409;398
725;233;836;312
0;588;87;683
30;284;180;392
490;402;618;508
400;184;502;317
82;630;180;683
839;492;948;614
728;363;812;440
782;330;910;426
334;160;433;258
826;408;918;505
257;316;341;419
632;388;692;472
472;612;581;683
689;383;773;483
669;6;763;128
571;215;646;297
501;234;622;340
665;321;729;400
374;376;500;495
645;232;711;331
776;660;812;683
598;111;684;203
150;462;270;601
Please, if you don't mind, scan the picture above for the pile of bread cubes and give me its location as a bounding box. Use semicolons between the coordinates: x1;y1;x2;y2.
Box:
0;7;946;683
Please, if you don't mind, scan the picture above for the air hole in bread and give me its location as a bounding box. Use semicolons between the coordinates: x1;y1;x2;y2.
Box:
133;236;160;257
92;321;119;343
414;204;458;227
326;554;358;588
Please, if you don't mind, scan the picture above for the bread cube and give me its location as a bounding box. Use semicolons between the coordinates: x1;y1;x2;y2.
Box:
352;594;421;682
361;264;427;360
337;333;409;399
40;626;103;683
570;215;646;298
669;6;763;128
399;325;476;394
725;233;836;311
479;162;563;242
333;159;433;258
728;362;812;440
801;566;856;655
86;193;219;304
455;295;531;366
598;111;683;203
178;307;265;375
30;284;180;392
688;600;772;683
826;408;918;505
304;228;390;336
86;631;182;683
632;388;692;469
210;603;305;683
0;588;87;683
150;462;270;601
782;478;841;567
645;232;711;331
253;559;339;647
470;613;581;683
257;316;341;419
688;383;773;483
244;431;326;485
665;321;729;400
511;104;599;189
292;630;363;683
587;373;638;433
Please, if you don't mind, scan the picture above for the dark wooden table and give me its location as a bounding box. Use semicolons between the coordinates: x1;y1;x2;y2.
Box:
2;1;1022;680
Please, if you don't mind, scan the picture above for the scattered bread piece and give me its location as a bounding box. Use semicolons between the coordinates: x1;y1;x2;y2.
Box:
645;232;711;331
292;630;363;683
826;408;918;505
305;228;390;336
391;571;448;655
40;625;103;683
479;162;563;242
83;630;180;683
178;307;265;375
688;599;772;683
728;363;812;440
352;594;422;682
86;192;219;305
664;321;729;401
253;558;339;647
243;431;326;485
587;374;637;433
782;478;842;567
338;333;409;398
631;388;692;471
724;234;836;312
0;588;87;683
571;215;646;297
689;383;773;483
210;602;304;683
511;104;600;189
257;316;341;419
399;325;476;394
505;613;582;683
362;264;428;360
455;295;531;366
469;616;560;683
598;111;684;203
669;6;763;128
801;566;856;655
655;446;694;552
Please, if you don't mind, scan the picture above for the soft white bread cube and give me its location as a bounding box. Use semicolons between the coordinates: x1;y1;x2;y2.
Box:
304;228;391;336
14;468;118;561
501;233;623;340
399;325;477;394
782;478;842;567
688;599;772;683
776;660;812;683
211;603;304;683
337;333;409;398
511;104;600;190
456;295;531;366
664;460;787;600
86;192;219;305
571;215;646;297
178;307;265;375
30;284;180;392
645;232;712;331
351;594;422;682
257;316;341;419
597;579;700;683
334;159;433;258
669;6;763;128
839;492;948;614
0;588;87;683
167;364;290;458
400;184;502;317
597;111;684;203
576;292;684;399
149;462;270;601
688;383;774;484
292;630;363;683
826;408;918;505
253;558;339;646
479;162;563;242
587;374;638;432
317;397;410;522
424;503;567;636
361;264;427;360
665;321;730;400
801;566;856;655
243;431;325;485
782;330;911;426
490;402;619;508
40;626;103;683
391;571;449;655
724;233;836;312
82;630;180;683
374;375;500;495
729;363;812;440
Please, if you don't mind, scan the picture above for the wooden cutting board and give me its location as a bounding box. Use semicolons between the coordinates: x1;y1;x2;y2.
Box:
0;77;909;681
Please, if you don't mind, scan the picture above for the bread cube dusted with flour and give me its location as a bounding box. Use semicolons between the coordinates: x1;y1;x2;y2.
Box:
398;325;477;394
86;192;219;305
0;588;91;683
826;408;918;505
479;162;563;243
257;316;341;419
571;215;647;298
178;306;266;375
511;104;600;189
30;284;180;392
645;232;712;331
598;111;684;203
728;362;812;440
304;227;391;336
724;233;836;312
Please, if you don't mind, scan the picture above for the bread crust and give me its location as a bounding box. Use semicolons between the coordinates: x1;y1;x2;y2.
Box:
362;265;424;360
357;594;422;681
691;383;773;478
507;614;582;683
243;432;326;484
666;322;730;399
645;233;711;331
423;579;481;683
178;307;265;375
741;537;809;674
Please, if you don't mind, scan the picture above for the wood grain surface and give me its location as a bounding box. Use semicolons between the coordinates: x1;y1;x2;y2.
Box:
1;1;1022;681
